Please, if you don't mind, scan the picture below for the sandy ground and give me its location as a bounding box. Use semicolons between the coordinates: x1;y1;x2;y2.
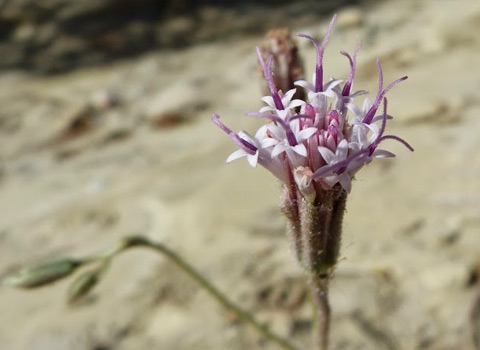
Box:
1;0;480;349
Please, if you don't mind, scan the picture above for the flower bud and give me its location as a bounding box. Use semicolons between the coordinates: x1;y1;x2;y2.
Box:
259;28;305;100
2;258;81;289
67;268;101;303
294;166;316;203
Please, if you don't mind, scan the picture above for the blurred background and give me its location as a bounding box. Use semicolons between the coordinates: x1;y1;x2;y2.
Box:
1;0;480;349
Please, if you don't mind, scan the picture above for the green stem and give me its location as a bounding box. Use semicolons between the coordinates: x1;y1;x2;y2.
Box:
117;236;302;350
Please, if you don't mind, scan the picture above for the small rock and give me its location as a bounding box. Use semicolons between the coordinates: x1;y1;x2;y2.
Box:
90;90;121;111
467;262;480;288
12;23;36;43
150;111;185;129
56;105;96;143
438;216;463;246
399;218;425;236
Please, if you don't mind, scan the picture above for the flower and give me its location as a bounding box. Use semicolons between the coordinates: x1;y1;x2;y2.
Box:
213;14;413;200
260;88;304;114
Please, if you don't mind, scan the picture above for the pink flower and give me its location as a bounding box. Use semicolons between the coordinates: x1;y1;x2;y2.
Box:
213;14;413;199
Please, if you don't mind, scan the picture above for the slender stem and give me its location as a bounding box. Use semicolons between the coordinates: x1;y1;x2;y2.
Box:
117;236;302;350
310;276;330;350
298;186;346;350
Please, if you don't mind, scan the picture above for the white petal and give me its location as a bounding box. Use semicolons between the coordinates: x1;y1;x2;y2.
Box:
373;149;396;158
294;80;315;92
350;90;368;98
260;96;275;108
366;123;379;142
366;123;379;134
259;106;274;113
362;98;372;113
276;109;290;120
238;131;255;144
318;146;336;164
336;139;349;159
349;141;362;152
321;89;336;98
346;103;363;119
297;127;317;142
292;144;307;157
254;124;268;139
272;143;288;157
322;174;340;187
226;149;247;163
288;99;304;109
371;114;393;123
247;152;259;167
354;125;369;146
261;137;278;148
267;124;285;139
338;173;352;193
324;79;343;92
282;88;297;105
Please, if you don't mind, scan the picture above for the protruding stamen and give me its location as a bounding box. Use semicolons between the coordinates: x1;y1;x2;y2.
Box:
367;98;388;155
256;47;284;110
377;98;388;140
341;40;362;96
212;114;257;155
212;114;232;134
378;135;414;152
288;114;315;122
230;134;258;154
363;59;408;124
383;76;408;97
312;149;370;179
297;14;337;93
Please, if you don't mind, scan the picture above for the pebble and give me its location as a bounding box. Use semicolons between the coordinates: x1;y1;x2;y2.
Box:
12;23;36;43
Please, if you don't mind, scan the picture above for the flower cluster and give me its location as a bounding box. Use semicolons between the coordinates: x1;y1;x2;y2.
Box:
213;15;413;201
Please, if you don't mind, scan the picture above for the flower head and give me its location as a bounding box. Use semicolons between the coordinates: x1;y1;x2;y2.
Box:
213;15;413;200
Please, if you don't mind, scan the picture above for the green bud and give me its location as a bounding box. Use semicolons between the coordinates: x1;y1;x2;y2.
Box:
67;268;101;303
2;258;81;289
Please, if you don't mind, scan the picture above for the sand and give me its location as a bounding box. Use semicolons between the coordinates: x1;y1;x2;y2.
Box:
1;0;480;349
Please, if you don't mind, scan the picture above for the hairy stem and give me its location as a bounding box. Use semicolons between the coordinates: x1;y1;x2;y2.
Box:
296;185;347;350
311;276;330;350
